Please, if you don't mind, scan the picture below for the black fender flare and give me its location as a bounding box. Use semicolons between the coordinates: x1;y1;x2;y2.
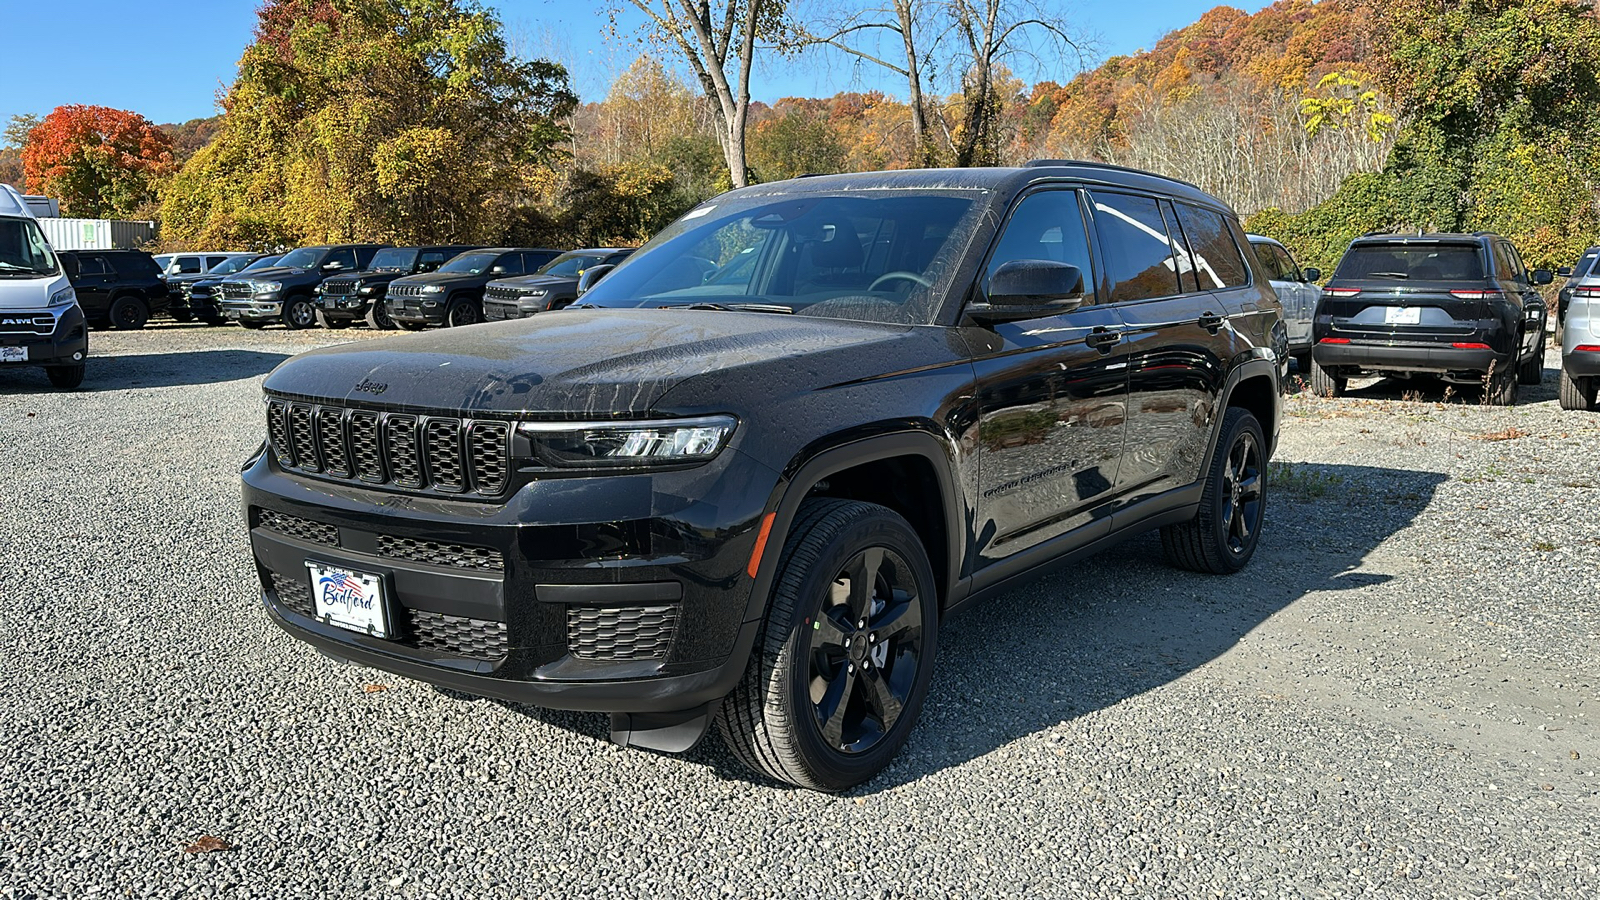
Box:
739;428;966;624
1203;351;1281;471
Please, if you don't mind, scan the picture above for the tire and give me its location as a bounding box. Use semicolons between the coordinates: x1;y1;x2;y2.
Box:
169;311;194;323
398;321;428;331
716;499;939;792
239;321;266;330
1309;356;1344;398
1559;367;1598;411
281;295;317;330
1517;343;1543;386
315;310;351;329
445;296;481;327
1162;407;1267;575
364;301;396;330
108;296;149;330
46;364;85;390
1484;361;1517;406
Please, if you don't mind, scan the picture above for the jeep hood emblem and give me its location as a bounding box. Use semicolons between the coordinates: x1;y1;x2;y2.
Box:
354;378;388;395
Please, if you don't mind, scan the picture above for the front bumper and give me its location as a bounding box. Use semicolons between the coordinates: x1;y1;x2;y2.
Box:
1313;340;1508;380
315;294;374;319
482;298;541;321
0;304;89;367
221;296;284;321
386;294;447;324
242;446;775;714
171;289;221;316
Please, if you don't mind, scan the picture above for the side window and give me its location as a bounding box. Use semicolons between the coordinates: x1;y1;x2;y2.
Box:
174;256;203;274
325;248;357;271
75;255;107;276
492;253;523;276
204;256;230;270
1173;203;1249;290
1502;243;1528;281
418;251;446;272
605;252;632;267
1091;191;1181;302
1250;243;1286;280
1273;247;1301;281
522;251;555;271
1160;199;1201;293
983;189;1095;302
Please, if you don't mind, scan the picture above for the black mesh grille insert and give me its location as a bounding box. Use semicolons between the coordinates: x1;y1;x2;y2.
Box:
269;573;315;618
375;535;504;571
349;411;384;482
288;405;319;472
322;280;356;296
257;509;339;546
316;408;350;477
384;415;421;488
468;423;509;494
264;401;512;498
567;605;678;661
403;609;508;660
423;419;464;491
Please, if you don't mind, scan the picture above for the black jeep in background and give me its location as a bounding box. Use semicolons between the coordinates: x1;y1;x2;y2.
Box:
219;244;387;329
481;248;635;321
243;162;1283;791
385;248;561;328
57;249;169;330
1310;232;1550;404
315;245;481;330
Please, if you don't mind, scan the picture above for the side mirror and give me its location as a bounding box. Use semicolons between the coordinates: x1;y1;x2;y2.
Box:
321;262;343;272
1531;269;1554;286
577;264;616;294
1302;267;1321;283
969;260;1085;323
1557;267;1573;278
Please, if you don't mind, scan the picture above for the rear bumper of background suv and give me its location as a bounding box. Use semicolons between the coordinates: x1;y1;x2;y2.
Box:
1313;339;1508;379
1563;346;1600;377
241;442;774;715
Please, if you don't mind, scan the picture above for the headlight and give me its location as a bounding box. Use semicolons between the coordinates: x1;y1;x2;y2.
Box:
421;285;445;294
49;286;76;307
255;281;282;293
520;290;549;301
359;284;379;294
518;415;737;468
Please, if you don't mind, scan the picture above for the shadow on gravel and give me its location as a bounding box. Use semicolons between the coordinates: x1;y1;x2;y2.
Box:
0;349;291;394
458;463;1450;794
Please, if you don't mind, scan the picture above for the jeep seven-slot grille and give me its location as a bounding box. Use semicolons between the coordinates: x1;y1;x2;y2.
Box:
389;284;426;298
322;280;356;297
266;399;512;497
567;605;678;661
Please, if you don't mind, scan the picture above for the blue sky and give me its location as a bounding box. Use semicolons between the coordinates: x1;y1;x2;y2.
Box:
0;1;1268;130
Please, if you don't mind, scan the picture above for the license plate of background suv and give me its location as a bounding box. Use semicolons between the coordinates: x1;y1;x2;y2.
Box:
305;562;391;638
0;347;26;363
1384;306;1422;325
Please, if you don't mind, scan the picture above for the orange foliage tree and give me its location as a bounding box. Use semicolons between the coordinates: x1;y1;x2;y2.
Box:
21;105;176;218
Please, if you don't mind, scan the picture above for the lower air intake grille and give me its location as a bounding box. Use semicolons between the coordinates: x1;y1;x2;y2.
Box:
567;605;678;661
403;610;508;660
257;509;339;546
270;573;315;618
375;535;504;572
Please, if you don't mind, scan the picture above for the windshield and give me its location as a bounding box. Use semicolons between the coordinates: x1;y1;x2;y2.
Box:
536;252;609;277
1334;243;1484;281
0;218;61;277
207;256;256;276
275;247;327;269
578;191;984;324
369;248;418;271
241;254;282;272
438;252;502;275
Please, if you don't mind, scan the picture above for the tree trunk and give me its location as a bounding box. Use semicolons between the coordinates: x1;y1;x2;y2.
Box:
895;0;934;166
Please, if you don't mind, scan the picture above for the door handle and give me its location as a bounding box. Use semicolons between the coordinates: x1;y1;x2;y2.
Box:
1198;311;1223;333
1085;327;1121;352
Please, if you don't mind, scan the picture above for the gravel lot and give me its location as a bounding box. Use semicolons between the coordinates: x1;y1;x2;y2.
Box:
1;323;1595;899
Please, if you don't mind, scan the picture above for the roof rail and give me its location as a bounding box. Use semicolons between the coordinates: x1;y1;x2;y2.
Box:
1023;159;1207;194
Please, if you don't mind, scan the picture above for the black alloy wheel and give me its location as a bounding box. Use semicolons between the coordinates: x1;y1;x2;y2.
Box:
108;296;149;330
282;296;317;330
365;300;395;330
717;499;939;792
445;297;480;327
1163;406;1267;574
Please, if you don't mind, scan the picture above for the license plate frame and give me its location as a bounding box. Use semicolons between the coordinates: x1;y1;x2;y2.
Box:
1384;305;1422;325
305;561;391;638
0;346;27;363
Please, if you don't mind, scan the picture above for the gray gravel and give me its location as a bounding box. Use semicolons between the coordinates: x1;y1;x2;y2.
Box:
1;323;1596;898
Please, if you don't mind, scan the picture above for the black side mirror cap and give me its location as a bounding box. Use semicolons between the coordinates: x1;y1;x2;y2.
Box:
1302;267;1321;283
577;263;616;294
1531;269;1554;286
968;260;1086;324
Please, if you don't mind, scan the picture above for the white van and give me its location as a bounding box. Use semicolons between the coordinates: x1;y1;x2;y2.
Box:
0;184;86;389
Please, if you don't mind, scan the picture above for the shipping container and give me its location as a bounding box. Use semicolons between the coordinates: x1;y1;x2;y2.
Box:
36;217;156;251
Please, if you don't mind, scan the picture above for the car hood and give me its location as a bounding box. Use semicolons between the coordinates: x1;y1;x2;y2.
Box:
393;271;485;287
487;274;577;291
0;273;73;311
222;265;310;282
262;309;926;416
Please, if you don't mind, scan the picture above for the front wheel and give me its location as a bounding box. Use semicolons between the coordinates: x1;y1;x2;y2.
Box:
445;297;480;327
46;364;85;390
281;296;317;330
716;499;939;792
1517;348;1543;386
1162;407;1267;574
364;301;395;330
108;296;149;330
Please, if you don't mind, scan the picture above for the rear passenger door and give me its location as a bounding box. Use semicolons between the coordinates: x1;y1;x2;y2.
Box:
71;254;114;317
1090;191;1238;503
1497;241;1544;360
969;187;1129;561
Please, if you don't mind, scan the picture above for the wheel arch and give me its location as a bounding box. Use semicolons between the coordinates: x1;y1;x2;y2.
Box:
1208;355;1280;469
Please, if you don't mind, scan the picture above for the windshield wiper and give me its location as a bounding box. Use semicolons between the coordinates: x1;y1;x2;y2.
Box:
0;262;41;272
676;302;795;314
1367;272;1410;279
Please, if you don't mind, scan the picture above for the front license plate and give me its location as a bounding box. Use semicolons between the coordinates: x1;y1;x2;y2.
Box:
1384;306;1421;325
306;562;390;638
0;347;26;363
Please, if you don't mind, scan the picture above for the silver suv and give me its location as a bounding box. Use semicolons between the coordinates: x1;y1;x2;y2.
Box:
1248;234;1321;371
1560;255;1600;410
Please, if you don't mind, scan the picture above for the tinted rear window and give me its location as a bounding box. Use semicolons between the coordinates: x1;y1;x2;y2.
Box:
110;253;160;276
1335;243;1484;281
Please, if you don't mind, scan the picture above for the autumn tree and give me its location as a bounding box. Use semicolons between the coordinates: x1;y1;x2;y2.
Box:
945;0;1084;167
162;0;576;248
20;106;176;218
749;100;849;179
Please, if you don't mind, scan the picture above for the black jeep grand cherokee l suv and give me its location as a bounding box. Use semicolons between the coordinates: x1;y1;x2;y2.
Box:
1309;232;1551;403
243;163;1283;790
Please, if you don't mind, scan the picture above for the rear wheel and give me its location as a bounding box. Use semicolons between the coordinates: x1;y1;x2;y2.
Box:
1484;361;1517;406
46;364;85;390
108;296;149;330
1162;407;1266;575
716;499;939;792
281;295;316;330
1559;368;1598;411
1309;357;1344;398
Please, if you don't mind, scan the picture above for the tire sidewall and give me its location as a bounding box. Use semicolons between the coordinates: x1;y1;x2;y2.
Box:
446;296;479;327
110;296;148;330
770;511;939;791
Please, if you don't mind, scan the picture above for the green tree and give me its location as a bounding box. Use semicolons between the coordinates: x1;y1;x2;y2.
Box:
162;0;576;248
748;105;848;180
